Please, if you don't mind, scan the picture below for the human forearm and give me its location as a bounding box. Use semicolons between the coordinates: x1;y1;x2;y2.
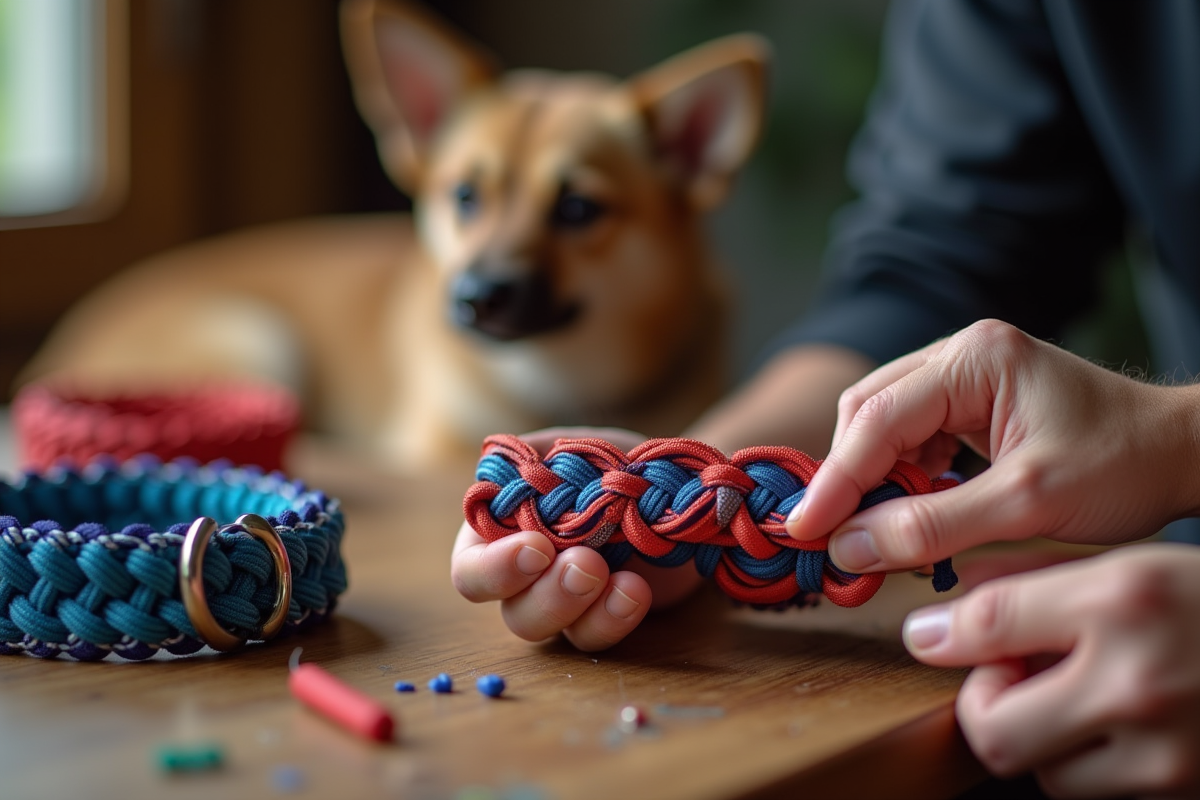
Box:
686;344;876;455
1156;382;1200;522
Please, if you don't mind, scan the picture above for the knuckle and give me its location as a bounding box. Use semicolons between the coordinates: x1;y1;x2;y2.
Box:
943;320;1035;401
837;382;873;420
1100;653;1177;725
960;319;1030;359
957;583;1015;655
450;553;492;603
974;744;1022;778
499;606;541;641
532;591;580;631
1150;746;1200;794
851;389;894;428
1099;560;1172;625
886;498;948;565
850;391;921;467
994;460;1055;528
501;599;570;643
1083;565;1181;726
564;624;622;653
1103;669;1171;725
450;569;478;602
958;712;1022;777
503;620;556;644
1034;771;1071;799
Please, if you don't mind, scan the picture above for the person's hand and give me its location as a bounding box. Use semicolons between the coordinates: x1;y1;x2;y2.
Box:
451;427;702;651
786;319;1200;572
903;544;1200;797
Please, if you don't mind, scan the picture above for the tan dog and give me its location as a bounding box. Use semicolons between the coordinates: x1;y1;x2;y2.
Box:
20;0;768;469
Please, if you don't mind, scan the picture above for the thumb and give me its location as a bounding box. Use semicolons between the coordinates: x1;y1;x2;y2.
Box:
902;567;1079;667
824;467;1032;574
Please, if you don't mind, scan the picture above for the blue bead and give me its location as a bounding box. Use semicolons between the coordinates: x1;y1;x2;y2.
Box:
428;672;453;693
476;674;506;698
393;681;416;693
271;764;305;793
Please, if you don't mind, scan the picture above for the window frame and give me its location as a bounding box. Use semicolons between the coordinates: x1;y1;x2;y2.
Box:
0;0;128;230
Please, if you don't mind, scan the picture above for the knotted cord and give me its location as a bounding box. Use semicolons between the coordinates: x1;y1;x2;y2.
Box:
464;435;958;608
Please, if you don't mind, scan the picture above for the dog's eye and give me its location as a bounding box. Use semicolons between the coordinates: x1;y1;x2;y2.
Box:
552;191;605;229
453;182;479;219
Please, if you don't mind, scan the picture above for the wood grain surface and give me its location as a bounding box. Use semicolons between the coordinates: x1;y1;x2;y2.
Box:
0;438;986;800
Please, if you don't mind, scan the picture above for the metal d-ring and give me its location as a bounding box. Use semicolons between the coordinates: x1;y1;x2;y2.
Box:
179;513;293;651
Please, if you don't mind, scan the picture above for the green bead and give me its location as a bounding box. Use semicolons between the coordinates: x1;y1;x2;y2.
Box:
155;742;224;773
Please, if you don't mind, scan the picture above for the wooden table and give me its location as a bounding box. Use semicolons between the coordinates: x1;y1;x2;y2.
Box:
0;439;987;800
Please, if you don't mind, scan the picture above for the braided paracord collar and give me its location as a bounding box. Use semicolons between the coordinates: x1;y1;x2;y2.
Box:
0;456;346;660
464;435;958;609
13;382;300;472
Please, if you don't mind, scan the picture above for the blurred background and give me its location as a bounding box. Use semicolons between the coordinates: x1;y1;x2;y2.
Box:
0;0;1147;404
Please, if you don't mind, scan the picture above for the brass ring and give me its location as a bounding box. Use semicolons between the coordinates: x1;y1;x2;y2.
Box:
179;513;293;651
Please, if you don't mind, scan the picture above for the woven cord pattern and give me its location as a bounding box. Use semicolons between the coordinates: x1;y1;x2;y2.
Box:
464;435;958;609
0;456;346;660
13;382;300;472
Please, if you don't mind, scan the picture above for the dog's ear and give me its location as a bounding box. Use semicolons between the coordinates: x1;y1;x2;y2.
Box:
630;34;770;211
340;0;498;191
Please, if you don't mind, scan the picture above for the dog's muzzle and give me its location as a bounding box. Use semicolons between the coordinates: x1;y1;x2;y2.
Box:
450;273;579;341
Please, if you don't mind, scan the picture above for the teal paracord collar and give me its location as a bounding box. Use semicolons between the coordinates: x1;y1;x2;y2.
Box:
0;456;346;661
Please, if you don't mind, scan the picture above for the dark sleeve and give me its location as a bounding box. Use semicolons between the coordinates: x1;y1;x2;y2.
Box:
772;0;1126;364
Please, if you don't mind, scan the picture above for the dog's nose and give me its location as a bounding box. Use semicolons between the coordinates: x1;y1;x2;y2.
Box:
451;273;578;341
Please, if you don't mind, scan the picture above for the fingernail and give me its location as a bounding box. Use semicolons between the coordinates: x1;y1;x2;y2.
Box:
515;546;552;575
561;563;601;596
828;528;880;571
904;605;950;653
605;586;641;619
785;494;807;526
